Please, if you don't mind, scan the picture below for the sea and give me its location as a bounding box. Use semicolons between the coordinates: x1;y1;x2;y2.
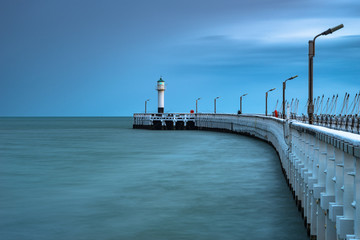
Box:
0;117;308;240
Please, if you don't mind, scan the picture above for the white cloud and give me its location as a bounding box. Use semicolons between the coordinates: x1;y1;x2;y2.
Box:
212;18;360;44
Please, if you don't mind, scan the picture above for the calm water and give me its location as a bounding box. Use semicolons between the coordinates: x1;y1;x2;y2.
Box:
0;117;308;240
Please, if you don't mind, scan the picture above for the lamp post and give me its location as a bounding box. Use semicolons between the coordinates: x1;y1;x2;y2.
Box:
240;93;247;114
283;75;298;119
214;96;220;114
308;24;343;124
265;88;276;116
145;99;150;113
196;98;201;114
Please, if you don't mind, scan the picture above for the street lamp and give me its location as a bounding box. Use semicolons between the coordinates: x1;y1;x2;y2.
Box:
308;24;344;124
239;93;248;114
196;98;201;114
265;88;276;116
214;96;220;114
145;99;150;113
283;75;298;119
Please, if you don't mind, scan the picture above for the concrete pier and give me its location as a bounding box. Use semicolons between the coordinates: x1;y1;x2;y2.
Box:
133;113;360;240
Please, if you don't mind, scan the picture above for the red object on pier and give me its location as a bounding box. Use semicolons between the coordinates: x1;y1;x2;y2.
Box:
190;110;194;114
274;110;278;117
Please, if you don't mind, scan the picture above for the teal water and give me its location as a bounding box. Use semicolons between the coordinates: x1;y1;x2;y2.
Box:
0;117;308;240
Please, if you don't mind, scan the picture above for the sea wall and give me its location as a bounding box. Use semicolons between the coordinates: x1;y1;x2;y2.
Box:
195;113;360;240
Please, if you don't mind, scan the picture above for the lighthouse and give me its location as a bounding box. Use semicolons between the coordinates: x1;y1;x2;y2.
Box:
157;77;165;113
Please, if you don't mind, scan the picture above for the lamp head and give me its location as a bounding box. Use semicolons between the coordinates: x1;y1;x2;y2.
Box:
321;24;344;36
289;75;298;80
268;88;276;92
285;75;298;83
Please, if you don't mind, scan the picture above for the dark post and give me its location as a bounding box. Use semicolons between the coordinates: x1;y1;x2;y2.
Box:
308;24;343;124
214;97;219;114
196;98;200;114
240;96;242;114
265;88;275;116
283;75;298;119
145;99;150;113
308;40;314;124
283;81;286;119
266;92;268;116
214;98;216;114
239;93;247;114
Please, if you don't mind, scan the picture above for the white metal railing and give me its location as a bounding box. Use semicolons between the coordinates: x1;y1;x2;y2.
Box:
133;113;195;127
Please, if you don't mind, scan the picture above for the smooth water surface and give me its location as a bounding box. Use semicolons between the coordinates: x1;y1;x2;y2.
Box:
0;117;308;239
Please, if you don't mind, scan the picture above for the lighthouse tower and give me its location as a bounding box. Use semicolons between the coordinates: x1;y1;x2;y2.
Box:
157;77;165;113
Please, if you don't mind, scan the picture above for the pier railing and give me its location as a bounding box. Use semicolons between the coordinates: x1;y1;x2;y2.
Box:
134;112;360;135
133;113;195;129
273;113;360;135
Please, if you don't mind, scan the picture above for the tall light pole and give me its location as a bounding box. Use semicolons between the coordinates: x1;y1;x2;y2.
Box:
196;98;201;114
265;88;276;116
214;96;220;114
283;75;298;119
145;99;150;113
240;93;247;114
308;24;343;124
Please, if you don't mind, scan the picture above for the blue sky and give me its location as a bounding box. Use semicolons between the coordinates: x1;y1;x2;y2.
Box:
1;0;359;116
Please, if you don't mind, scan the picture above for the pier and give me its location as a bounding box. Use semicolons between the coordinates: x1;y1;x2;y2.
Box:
133;113;360;240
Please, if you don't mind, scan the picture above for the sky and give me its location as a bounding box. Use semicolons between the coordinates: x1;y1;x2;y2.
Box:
1;0;360;116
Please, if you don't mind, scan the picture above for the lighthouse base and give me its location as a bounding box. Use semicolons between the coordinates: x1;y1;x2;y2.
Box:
158;107;164;113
